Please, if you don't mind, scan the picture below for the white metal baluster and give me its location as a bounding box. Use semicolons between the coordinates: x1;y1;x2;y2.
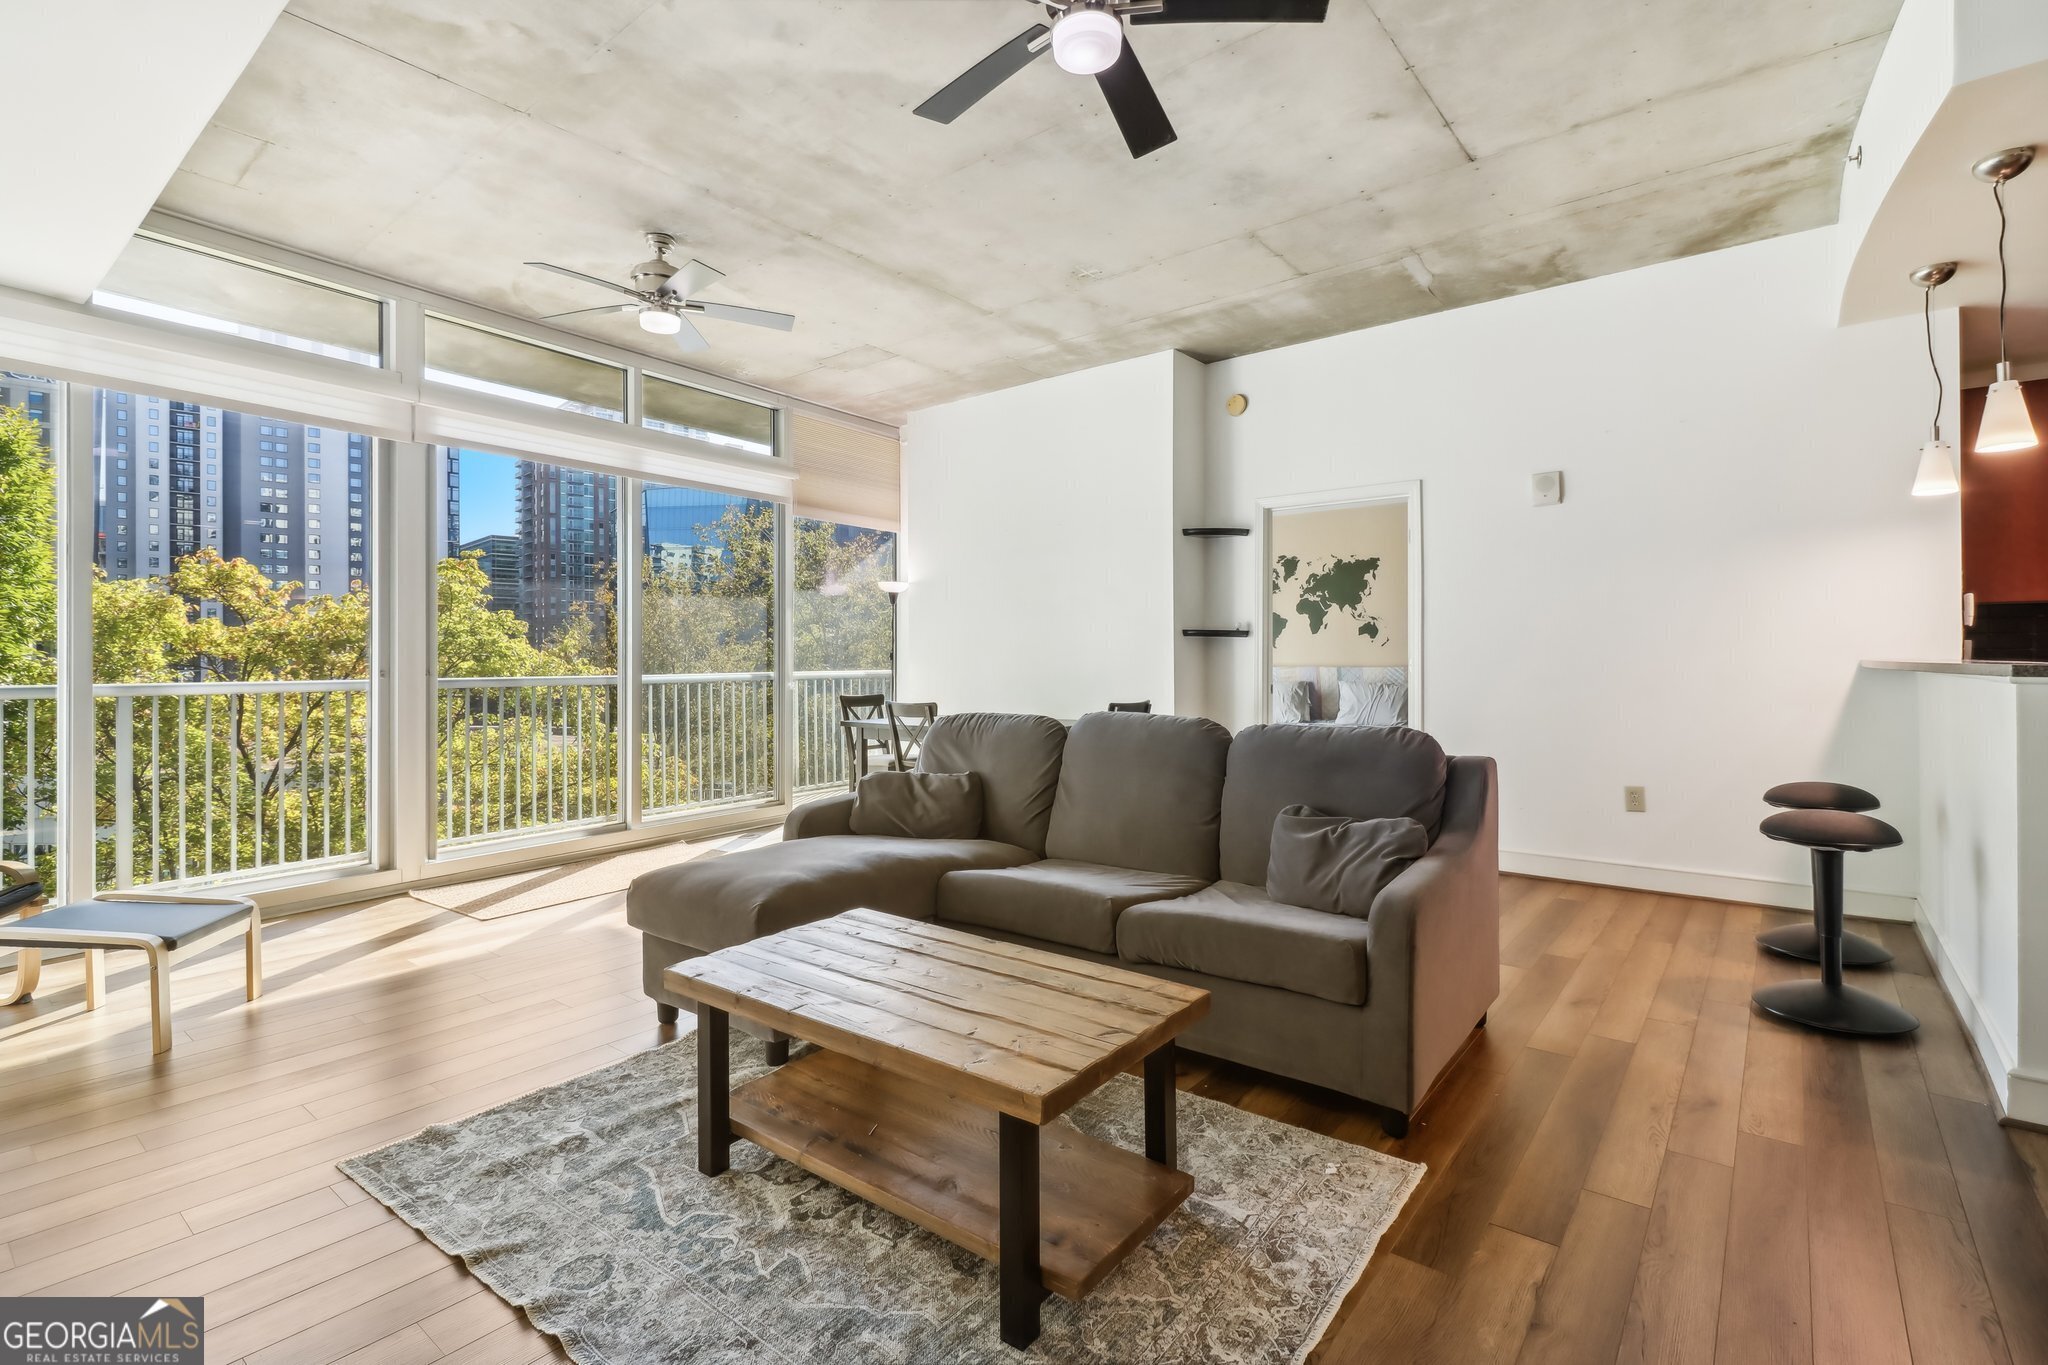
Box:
1;698;13;863
204;695;215;877
176;695;188;882
343;689;356;857
120;697;136;884
321;694;333;861
275;693;287;860
251;693;264;873
148;698;162;885
227;697;240;875
298;694;311;865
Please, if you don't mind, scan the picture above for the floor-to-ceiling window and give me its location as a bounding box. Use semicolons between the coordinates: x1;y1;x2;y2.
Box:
640;482;777;814
0;227;902;904
90;390;377;888
435;447;620;846
793;518;896;793
0;376;62;891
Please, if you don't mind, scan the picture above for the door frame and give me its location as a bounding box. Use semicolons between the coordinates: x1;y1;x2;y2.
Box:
1254;480;1424;729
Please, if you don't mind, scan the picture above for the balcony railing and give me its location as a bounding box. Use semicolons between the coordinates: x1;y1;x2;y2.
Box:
0;685;57;876
1;668;894;892
98;680;374;890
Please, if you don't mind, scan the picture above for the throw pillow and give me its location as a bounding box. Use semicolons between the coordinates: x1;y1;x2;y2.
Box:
849;770;983;840
1266;804;1429;918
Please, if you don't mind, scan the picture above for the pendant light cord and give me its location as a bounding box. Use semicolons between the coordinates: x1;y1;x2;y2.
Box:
1995;179;2010;365
1926;284;1943;441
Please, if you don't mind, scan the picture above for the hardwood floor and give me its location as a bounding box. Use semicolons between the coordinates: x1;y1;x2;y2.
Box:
2;873;2045;1364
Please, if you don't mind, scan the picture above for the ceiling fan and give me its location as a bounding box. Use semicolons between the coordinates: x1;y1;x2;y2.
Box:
523;232;796;353
915;0;1329;159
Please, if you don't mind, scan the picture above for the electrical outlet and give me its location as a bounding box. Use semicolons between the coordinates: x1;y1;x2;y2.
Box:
1624;786;1647;813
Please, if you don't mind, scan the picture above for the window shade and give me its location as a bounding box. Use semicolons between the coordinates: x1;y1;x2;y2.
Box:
789;412;900;530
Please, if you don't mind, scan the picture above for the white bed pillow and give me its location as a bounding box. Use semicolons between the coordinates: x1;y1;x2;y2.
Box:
1270;679;1315;723
1336;676;1406;727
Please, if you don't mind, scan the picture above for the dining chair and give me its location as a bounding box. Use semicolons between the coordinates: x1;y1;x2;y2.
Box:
886;701;940;772
1108;700;1153;713
838;692;891;789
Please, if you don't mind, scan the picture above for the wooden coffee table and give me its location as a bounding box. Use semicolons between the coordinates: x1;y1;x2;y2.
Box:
663;908;1211;1350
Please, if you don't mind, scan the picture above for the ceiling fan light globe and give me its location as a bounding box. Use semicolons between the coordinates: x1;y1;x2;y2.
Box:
1052;9;1123;75
638;308;684;336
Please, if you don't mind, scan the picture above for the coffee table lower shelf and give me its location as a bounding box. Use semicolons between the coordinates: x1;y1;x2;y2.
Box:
729;1048;1193;1300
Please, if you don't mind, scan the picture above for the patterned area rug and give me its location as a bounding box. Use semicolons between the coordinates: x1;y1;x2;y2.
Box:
342;1037;1422;1364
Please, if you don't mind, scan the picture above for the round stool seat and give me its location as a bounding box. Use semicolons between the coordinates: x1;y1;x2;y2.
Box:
1760;809;1901;852
1764;780;1879;812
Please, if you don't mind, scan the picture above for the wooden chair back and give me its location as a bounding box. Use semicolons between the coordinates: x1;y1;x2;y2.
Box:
886;701;940;771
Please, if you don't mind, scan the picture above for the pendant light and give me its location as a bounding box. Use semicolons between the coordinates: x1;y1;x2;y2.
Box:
1911;262;1960;496
1973;146;2038;453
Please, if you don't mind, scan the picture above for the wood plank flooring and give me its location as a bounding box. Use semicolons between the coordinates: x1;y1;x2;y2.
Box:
3;873;2045;1364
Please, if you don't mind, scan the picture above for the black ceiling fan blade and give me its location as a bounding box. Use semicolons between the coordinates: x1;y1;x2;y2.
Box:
1130;0;1328;22
1096;41;1177;158
914;24;1050;123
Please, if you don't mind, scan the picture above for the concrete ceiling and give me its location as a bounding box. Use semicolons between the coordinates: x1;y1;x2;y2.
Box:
156;0;1903;423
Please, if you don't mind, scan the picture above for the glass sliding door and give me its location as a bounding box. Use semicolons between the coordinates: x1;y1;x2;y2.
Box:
792;518;896;795
435;447;620;846
89;389;376;888
0;376;62;891
639;483;777;815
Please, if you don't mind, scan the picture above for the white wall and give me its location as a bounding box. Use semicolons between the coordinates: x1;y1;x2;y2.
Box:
1204;228;1959;910
897;228;1959;912
899;351;1200;718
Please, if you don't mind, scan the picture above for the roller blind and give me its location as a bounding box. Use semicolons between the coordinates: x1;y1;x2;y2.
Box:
789;412;900;530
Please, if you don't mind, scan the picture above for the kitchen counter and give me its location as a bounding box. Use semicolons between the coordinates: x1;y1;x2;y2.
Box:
1861;659;2048;679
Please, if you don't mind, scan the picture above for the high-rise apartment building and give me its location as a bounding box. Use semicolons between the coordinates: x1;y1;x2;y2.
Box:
516;462;615;645
0;374;56;446
89;391;369;600
459;533;522;613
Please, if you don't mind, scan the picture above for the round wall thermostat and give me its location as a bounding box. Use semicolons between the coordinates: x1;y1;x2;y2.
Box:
1225;393;1249;416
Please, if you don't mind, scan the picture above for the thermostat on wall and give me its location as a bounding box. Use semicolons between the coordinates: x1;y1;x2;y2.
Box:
1531;471;1563;506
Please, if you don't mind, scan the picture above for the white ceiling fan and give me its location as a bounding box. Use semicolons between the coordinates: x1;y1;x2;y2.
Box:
524;232;796;353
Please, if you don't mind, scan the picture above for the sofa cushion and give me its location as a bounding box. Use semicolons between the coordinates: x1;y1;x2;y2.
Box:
1267;807;1430;919
915;713;1068;855
1044;711;1232;879
1116;880;1372;1006
626;837;1035;953
1218;723;1449;886
849;771;983;840
936;859;1209;955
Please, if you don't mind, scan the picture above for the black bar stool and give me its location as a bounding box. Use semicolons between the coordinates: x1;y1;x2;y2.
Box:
1752;809;1918;1036
1756;782;1893;968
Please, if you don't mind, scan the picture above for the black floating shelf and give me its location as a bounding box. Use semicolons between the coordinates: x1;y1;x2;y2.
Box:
1181;527;1251;537
1182;628;1251;638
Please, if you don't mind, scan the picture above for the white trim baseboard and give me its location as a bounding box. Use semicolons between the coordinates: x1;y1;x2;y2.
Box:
1908;914;2042;1124
1500;849;1920;922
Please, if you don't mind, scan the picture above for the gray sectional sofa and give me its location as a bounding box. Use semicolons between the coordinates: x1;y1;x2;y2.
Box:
628;710;1499;1134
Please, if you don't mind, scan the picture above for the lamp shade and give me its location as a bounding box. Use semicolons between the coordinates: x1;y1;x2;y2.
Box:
1912;439;1959;496
1977;364;2039;453
638;308;684;336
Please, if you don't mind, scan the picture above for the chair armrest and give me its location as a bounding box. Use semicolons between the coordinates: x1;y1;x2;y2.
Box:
1366;755;1500;1110
784;792;856;840
0;860;46;916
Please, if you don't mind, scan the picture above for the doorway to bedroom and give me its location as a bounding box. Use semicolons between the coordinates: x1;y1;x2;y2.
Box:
1258;483;1422;729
